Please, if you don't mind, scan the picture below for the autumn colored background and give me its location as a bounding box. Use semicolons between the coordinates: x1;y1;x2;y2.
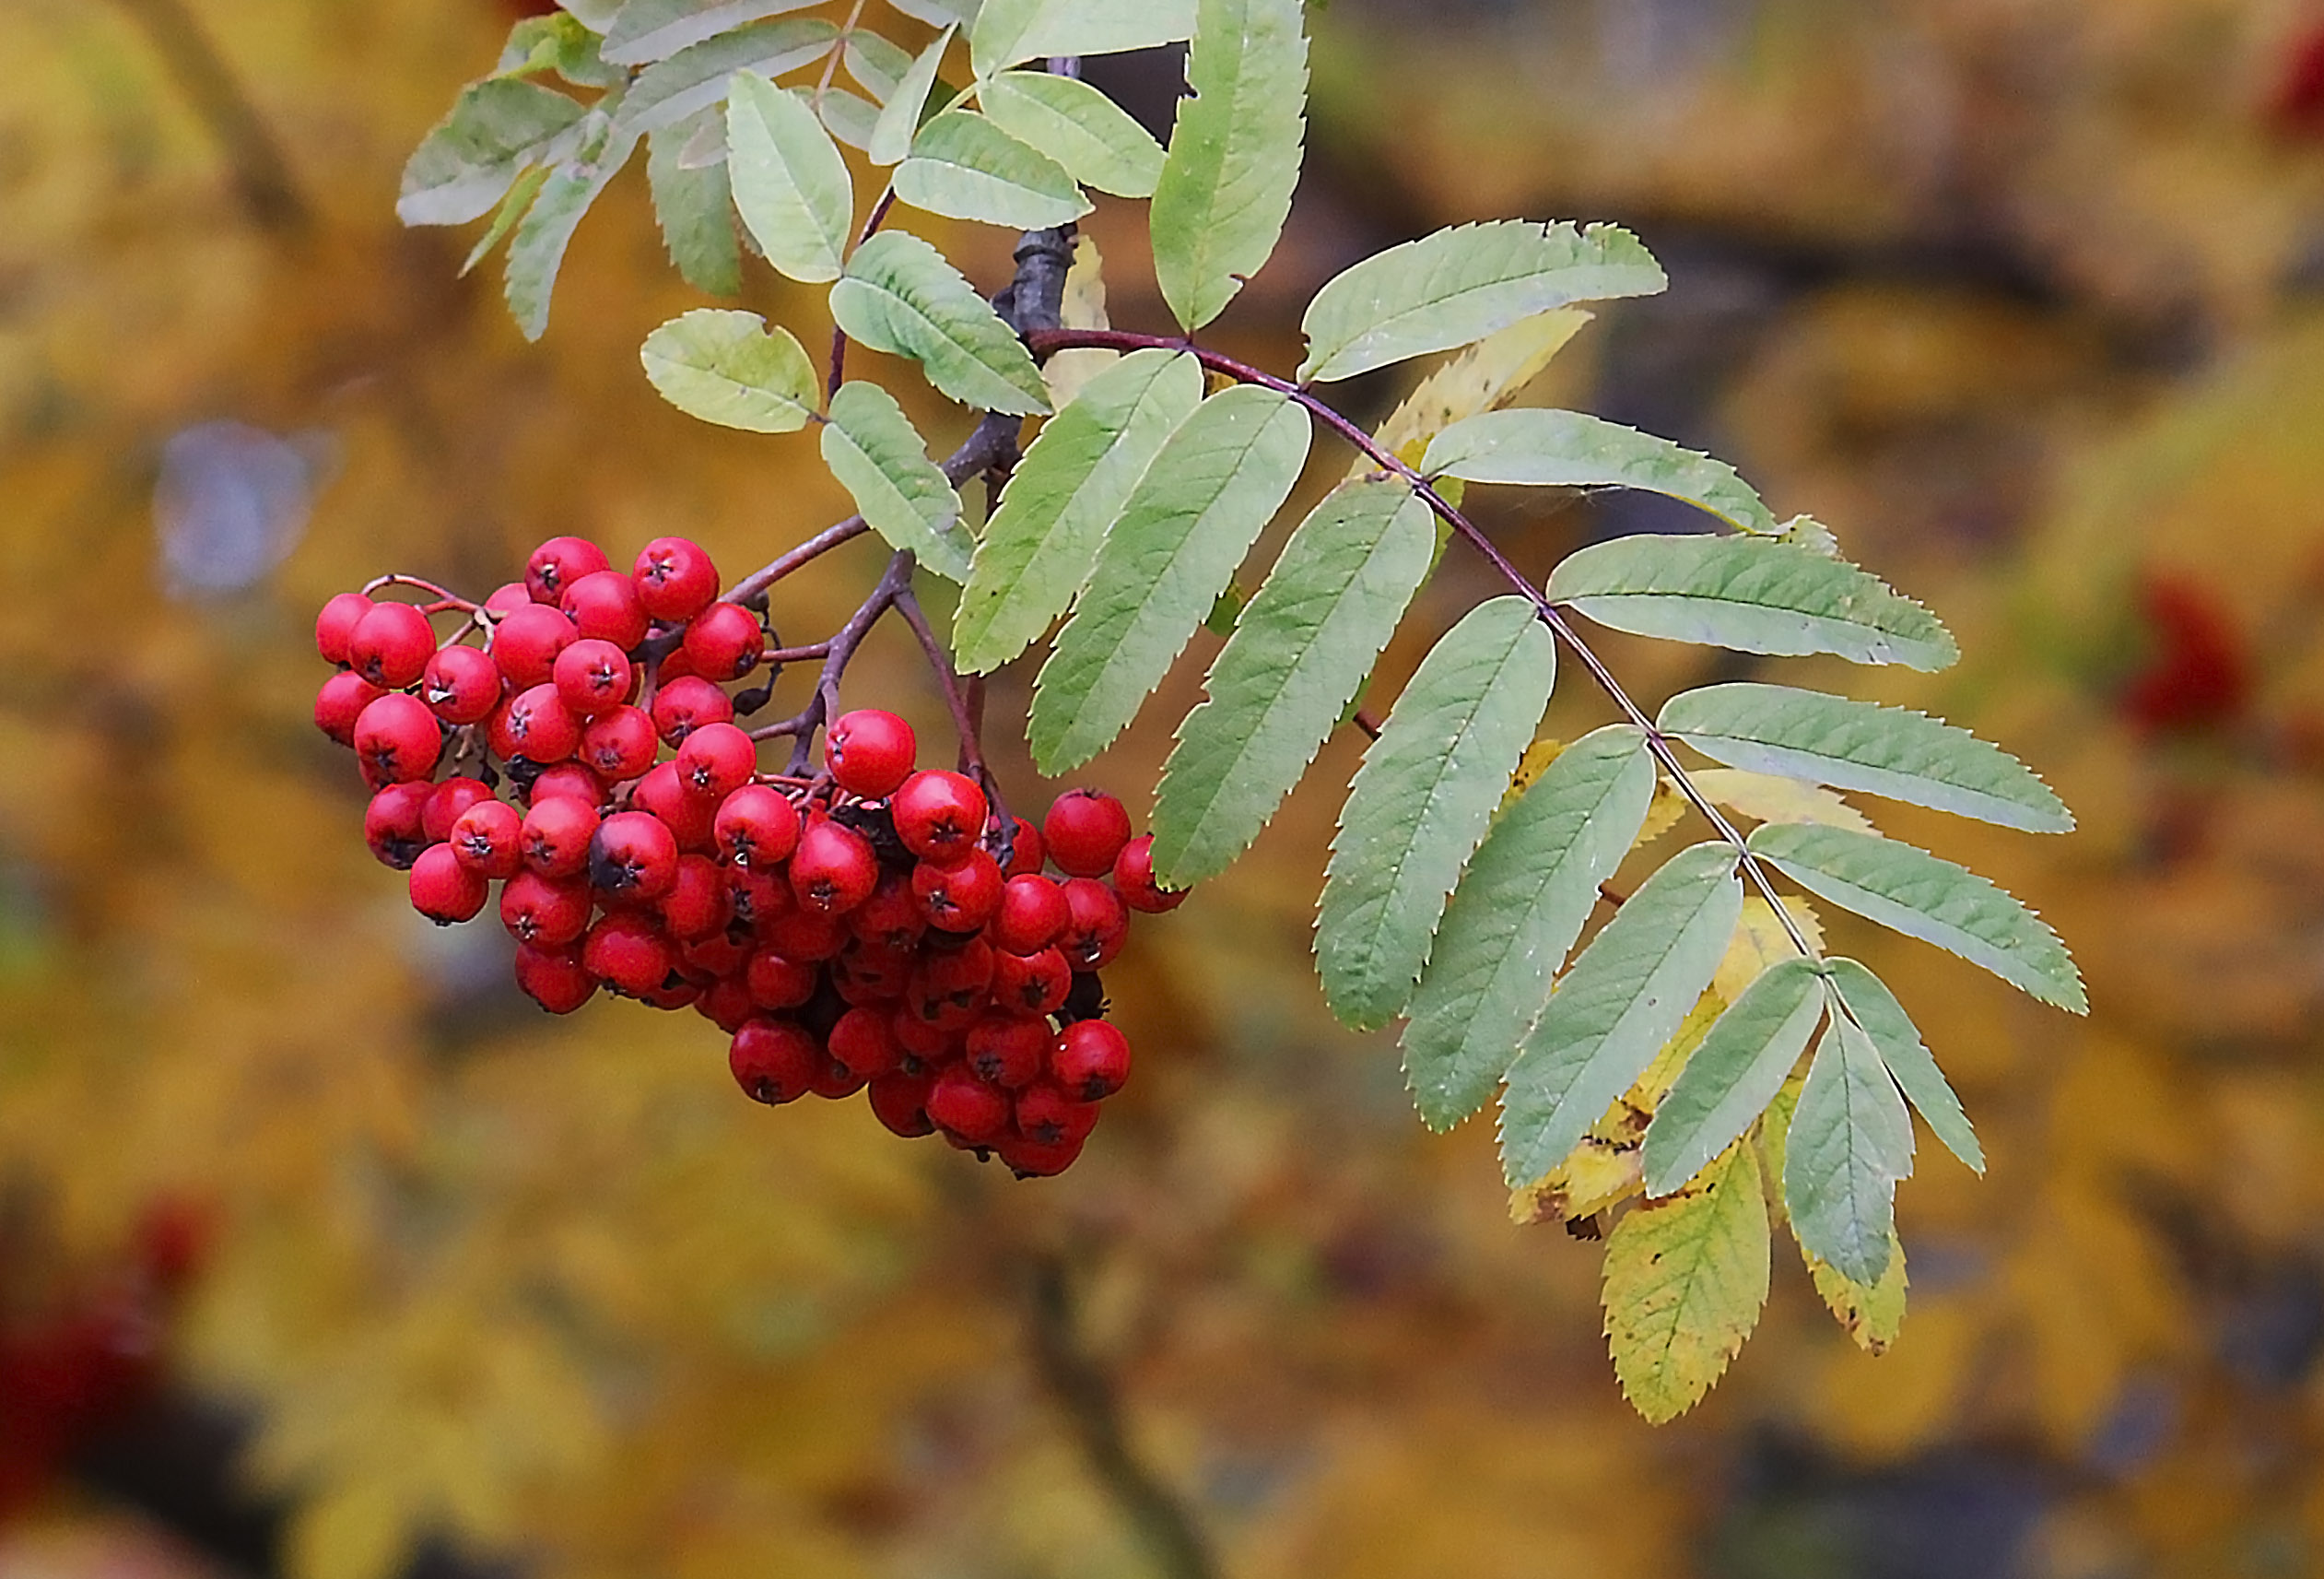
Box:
7;0;2324;1574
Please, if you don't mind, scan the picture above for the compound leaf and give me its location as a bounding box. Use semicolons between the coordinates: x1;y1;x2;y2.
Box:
1546;535;1959;671
1317;596;1556;1031
1402;725;1655;1131
504;102;639;341
1784;1014;1913;1286
1027;385;1310;771
1151;480;1435;887
1641;956;1825;1196
979;70;1166;197
895;108;1091;229
645;110;741;294
603;0;826;65
820;382;971;582
868;24;955;165
968;0;1196;76
400;77;588;226
725;76;853;282
829;230;1051;415
1823;957;1982;1172
1602;1140;1770;1425
614;18;839;137
1425;409;1776;534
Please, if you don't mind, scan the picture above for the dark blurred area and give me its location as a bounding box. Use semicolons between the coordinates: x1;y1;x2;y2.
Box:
8;1;2324;1576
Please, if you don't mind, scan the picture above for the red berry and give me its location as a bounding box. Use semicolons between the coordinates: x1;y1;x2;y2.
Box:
638;975;700;1011
363;782;434;869
846;871;925;951
525;536;610;605
891;1007;958;1067
347;601;435;688
992;946;1072;1015
790;820;878;914
513;943;597;1013
995;1129;1087;1178
808;1054;867;1102
696;975;757;1033
912;850;1004;933
759;906;843;961
315;670;383;746
831;938;914;1004
826;710;917;798
675;721;756;800
527;762;604;808
829;1007;903;1080
583;911;676;996
560;569;650;651
992;874;1070;954
868;1071;937;1137
409;843;488;925
713;784;800;869
491;604;578;689
354;692;442;787
423;776;495;843
996;816;1044;878
966;1014;1050;1089
682;930;751;979
589;810;680;901
681;601;764;681
1050;1019;1131;1102
1111;834;1188;913
580;705;659;782
725;866;793;933
1043;789;1132;878
484;582;532;615
500;870;592;946
651;676;734;745
660;853;732;939
420;645;501;725
730;1018;819;1104
1057;877;1128;971
552;638;634;717
922;937;995;1000
1013;1081;1099;1148
489;684;581;764
633;536;721;622
745;948;816;1009
316;591;373;664
927;1067;1009;1142
892;770;987;862
631;761;717;851
450;798;523;878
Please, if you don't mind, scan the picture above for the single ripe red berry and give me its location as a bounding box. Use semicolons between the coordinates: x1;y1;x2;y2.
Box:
675;721;756;800
713;784;800;869
759;906;842;961
316;591;373;664
991;873;1070;954
633;536;720;622
965;1014;1050;1089
491;604;578;689
745;948;816;1009
526;536;610;604
660;853;732;939
1050;1019;1131;1102
589;809;680;901
927;1067;1010;1142
347;602;435;688
560;569;650;651
423;776;495;843
683;929;750;979
1043;789;1133;878
725;866;794;934
911;850;1004;933
363;782;434;869
846;871;924;951
408;843;488;925
637;975;701;1011
1057;877;1129;971
650;675;734;745
996;815;1044;878
996;1129;1088;1178
680;601;764;681
828;1006;903;1080
730;1018;819;1104
868;1071;937;1137
890;1007;959;1067
696;976;757;1034
1013;1081;1100;1148
420;645;502;725
520;795;600;879
630;760;717;851
580;705;659;782
527;762;604;808
582;911;676;996
489;683;581;764
500;870;592;946
315;671;383;746
808;1051;868;1102
790;820;878;914
484;582;531;616
513;942;597;1013
992;946;1072;1015
552;638;634;717
1112;834;1188;913
826;710;917;798
450;798;523;878
922;937;995;1000
892;770;988;862
832;937;915;1005
354;692;442;787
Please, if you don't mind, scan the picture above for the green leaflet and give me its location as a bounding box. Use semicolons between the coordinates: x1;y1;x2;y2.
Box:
1640;957;1826;1196
955;348;1203;674
979;71;1166;198
559;0;625;27
895;109;1091;230
1401;725;1655;1131
1658;682;2072;834
1424;409;1776;535
602;0;827;65
646;111;741;295
816;87;880;151
725;76;852;282
868;25;955;165
1150;481;1436;887
968;0;1197;76
1545;535;1959;671
1749;822;2086;1012
497;14;625;86
460;164;549;277
828;230;1051;415
1298;220;1665;384
1027;386;1311;772
845;30;913;100
1317;597;1556;1032
638;308;819;430
886;0;979;24
1784;1015;1913;1286
1824;959;1981;1173
1147;0;1308;331
820;382;972;582
400;77;588;226
504;101;639;342
613;18;839;137
1498;842;1743;1187
1602;1140;1770;1425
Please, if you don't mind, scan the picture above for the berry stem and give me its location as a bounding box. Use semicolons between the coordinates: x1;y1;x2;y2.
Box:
893;578;1015;858
361;572;475;610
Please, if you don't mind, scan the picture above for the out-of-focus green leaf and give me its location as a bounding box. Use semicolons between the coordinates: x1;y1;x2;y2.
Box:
613;18;839;137
400;78;588;226
602;0;827;65
504;103;640;341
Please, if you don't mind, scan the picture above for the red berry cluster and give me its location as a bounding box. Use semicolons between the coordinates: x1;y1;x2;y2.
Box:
313;535;1187;1176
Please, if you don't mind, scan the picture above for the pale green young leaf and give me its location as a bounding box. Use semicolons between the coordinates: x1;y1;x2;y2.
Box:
639;308;819;430
497;14;625;85
1823;958;1983;1172
559;0;624;28
1545;535;1960;671
820;382;972;582
400;78;588;226
968;0;1196;76
828;230;1051;414
868;25;955;165
645;111;741;294
504;104;640;341
603;0;826;65
1402;725;1655;1131
886;0;978;23
1424;409;1776;534
725;76;853;282
460;165;549;277
1147;0;1308;331
1602;1140;1770;1425
1317;597;1556;1032
1658;682;2073;834
1784;1015;1912;1286
979;71;1166;197
895;109;1091;229
613;18;839;136
816;88;880;151
956;348;1202;673
1299;221;1664;384
1750;823;2086;1012
1150;482;1436;887
1027;386;1311;771
845;30;914;100
1498;843;1743;1187
1641;957;1825;1196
